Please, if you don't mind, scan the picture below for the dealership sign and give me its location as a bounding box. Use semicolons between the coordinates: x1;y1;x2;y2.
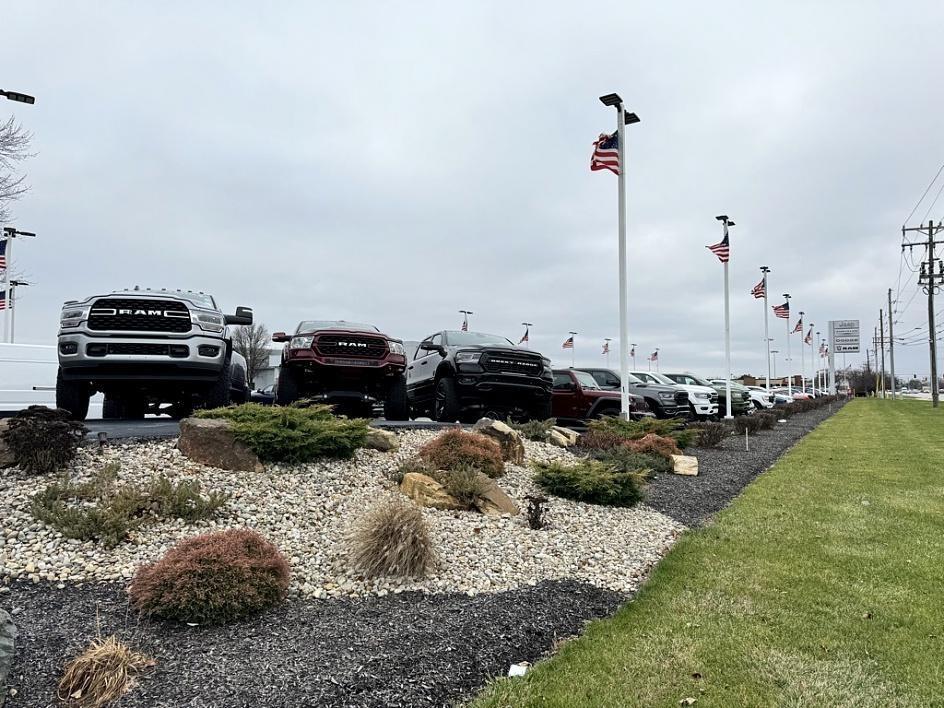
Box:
829;319;860;353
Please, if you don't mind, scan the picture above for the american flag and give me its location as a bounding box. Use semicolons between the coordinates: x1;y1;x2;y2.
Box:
602;341;609;355
460;316;468;332
0;239;6;270
804;326;813;345
818;343;825;356
793;318;803;334
773;302;790;319
562;336;574;350
590;132;619;175
751;278;765;299
0;290;6;311
649;350;658;361
630;346;635;357
518;327;529;345
706;233;730;263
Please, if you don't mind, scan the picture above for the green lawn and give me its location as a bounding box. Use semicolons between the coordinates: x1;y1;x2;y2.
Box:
472;400;944;707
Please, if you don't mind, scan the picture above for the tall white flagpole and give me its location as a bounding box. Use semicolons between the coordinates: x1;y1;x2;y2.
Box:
715;216;734;419
616;104;630;420
784;294;792;396
761;266;771;390
798;311;805;393
809;327;815;395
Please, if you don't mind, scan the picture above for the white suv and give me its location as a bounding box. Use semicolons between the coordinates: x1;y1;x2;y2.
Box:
639;371;719;419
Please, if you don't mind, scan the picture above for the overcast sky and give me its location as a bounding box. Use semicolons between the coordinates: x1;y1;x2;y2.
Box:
3;1;943;380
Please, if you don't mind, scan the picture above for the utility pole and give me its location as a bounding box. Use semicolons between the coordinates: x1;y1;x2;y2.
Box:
902;220;943;407
873;327;879;396
888;288;896;399
879;309;886;398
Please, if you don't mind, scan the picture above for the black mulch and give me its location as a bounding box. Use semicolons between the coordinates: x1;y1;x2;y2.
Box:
645;402;846;527
3;579;624;708
2;403;843;707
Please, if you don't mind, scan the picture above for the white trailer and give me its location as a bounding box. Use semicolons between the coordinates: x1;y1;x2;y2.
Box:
0;343;103;417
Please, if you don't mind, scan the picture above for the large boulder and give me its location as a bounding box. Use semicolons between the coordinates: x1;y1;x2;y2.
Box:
363;428;399;452
0;420;13;468
177;418;264;473
400;472;465;511
548;429;572;448
0;609;15;707
472;418;525;464
670;454;699;476
473;476;519;516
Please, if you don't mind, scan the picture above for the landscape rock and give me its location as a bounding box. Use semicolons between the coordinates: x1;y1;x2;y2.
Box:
473;418;525;464
364;428;399;452
0;420;13;468
670;454;699;476
473;476;519;516
548;429;572;448
0;609;15;707
551;426;580;446
177;417;264;473
399;472;465;511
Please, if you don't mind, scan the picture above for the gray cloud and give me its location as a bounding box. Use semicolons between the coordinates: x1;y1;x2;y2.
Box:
3;1;943;381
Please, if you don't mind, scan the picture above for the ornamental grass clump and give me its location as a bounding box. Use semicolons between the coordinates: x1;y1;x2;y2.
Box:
506;417;556;442
348;496;437;578
588;416;696;449
195;403;369;462
58;634;154;708
418;428;505;478
533;460;644;507
2;406;87;474
578;428;626;451
624;433;681;460
430;464;491;510
129;528;290;624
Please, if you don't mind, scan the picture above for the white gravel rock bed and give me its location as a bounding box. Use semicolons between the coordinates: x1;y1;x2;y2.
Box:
0;431;685;598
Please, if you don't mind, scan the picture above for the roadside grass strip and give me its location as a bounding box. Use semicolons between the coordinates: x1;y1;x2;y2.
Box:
471;399;944;707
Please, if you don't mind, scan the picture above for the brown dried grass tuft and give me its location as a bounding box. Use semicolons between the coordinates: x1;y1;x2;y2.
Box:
57;635;154;708
417;429;505;478
349;496;437;578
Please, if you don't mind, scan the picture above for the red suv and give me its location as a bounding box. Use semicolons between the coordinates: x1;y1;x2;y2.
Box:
273;320;408;419
552;369;650;425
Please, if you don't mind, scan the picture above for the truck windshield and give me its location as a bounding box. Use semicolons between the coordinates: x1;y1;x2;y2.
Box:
573;371;601;389
444;331;514;346
297;321;380;333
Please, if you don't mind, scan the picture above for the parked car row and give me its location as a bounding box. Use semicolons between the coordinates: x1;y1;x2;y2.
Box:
54;290;803;424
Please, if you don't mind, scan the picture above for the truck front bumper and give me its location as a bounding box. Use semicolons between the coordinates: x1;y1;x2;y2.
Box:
690;400;719;416
57;332;226;381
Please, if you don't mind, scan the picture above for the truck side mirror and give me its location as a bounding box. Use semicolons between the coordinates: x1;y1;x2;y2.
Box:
420;342;445;356
272;332;290;343
225;306;253;325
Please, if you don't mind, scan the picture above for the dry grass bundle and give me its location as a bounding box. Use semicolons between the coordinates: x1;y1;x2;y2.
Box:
58;635;153;707
417;429;505;478
349;496;437;578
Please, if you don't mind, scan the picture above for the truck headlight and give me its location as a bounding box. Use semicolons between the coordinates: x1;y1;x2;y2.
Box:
193;312;224;333
60;309;84;328
290;336;314;349
456;351;481;364
389;341;405;356
692;391;708;400
658;391;674;400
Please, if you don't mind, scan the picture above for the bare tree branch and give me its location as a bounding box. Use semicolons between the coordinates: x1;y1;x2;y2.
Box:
231;323;271;387
0;116;33;222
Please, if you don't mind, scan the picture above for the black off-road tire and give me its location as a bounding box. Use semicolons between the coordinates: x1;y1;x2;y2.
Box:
55;370;90;421
433;377;461;423
383;374;410;421
275;365;300;406
531;397;553;422
646;398;666;418
205;358;233;409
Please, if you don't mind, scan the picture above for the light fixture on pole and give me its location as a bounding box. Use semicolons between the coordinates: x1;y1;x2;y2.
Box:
783;293;792;397
1;89;35;104
8;279;30;343
714;215;735;419
760;266;771;391
599;92;640;420
2;227;36;343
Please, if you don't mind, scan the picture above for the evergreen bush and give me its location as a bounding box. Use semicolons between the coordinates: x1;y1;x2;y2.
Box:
533;459;645;507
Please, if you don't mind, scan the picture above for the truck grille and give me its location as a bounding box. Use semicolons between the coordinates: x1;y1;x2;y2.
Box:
674;391;690;405
481;351;543;376
316;334;387;359
88;298;191;333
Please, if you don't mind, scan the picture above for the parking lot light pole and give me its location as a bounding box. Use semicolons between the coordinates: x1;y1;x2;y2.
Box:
600;92;640;420
8;279;29;343
2;227;36;343
1;89;36;104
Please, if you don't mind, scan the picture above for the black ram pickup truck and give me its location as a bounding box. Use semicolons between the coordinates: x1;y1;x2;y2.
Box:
407;330;552;423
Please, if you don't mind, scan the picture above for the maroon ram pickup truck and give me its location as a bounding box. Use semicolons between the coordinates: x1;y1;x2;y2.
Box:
552;369;651;425
272;320;408;419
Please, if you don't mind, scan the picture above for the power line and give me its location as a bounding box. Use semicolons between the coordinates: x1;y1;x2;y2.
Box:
903;162;944;226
